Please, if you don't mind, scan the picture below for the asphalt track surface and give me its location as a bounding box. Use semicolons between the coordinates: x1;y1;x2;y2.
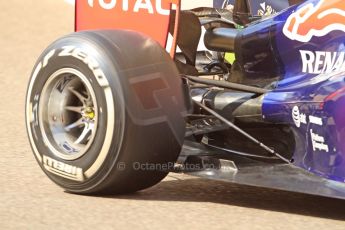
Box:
0;1;345;229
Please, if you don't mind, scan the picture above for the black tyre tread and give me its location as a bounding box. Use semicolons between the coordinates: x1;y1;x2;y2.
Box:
27;30;186;195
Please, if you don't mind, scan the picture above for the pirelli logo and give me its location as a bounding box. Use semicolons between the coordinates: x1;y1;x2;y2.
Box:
43;155;84;182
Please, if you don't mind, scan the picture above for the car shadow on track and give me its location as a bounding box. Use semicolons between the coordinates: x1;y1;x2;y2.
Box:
104;176;345;221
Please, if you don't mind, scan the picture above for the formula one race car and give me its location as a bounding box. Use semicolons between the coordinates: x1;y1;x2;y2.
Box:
26;0;345;198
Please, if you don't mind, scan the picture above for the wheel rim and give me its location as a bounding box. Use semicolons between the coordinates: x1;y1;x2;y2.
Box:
39;68;98;161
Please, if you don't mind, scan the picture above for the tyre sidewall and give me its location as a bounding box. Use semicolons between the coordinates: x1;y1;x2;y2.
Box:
26;36;125;192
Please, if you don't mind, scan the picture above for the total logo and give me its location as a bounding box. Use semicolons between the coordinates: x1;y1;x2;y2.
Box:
283;0;345;43
87;0;177;15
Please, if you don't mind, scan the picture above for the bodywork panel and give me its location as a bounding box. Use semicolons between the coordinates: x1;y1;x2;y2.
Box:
261;0;345;183
180;141;345;200
75;0;176;46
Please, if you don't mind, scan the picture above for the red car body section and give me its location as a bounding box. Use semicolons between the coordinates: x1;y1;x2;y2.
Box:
75;0;179;47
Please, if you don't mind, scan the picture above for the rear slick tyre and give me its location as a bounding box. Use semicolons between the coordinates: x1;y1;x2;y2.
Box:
25;30;187;195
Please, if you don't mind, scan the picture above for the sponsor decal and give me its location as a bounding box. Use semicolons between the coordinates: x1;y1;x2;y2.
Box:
219;0;279;16
309;115;323;126
59;46;109;87
76;0;174;46
292;106;323;128
257;2;276;16
300;50;345;74
87;0;176;15
43;155;84;181
283;0;345;43
310;129;329;152
291;107;329;153
292;106;307;128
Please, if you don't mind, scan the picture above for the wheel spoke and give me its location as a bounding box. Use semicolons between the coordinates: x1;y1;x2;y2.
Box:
68;87;87;105
74;123;93;144
65;118;84;131
65;106;83;113
41;68;99;160
83;90;90;99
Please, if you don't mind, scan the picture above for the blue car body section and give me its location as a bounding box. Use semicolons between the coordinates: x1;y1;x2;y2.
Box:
212;0;345;183
256;0;345;182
